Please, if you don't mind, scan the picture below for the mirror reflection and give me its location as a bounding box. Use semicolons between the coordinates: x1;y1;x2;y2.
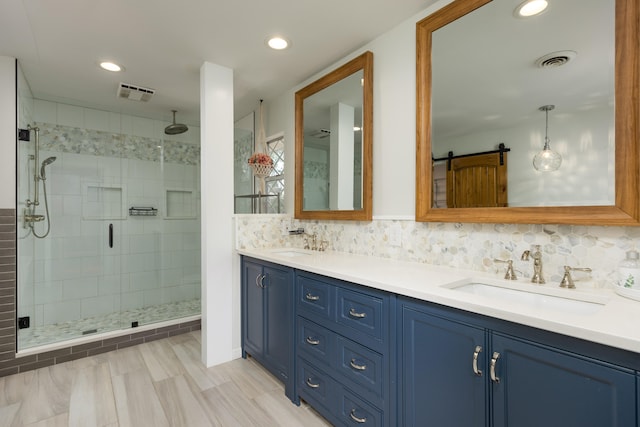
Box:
295;51;373;221
303;71;364;211
431;0;614;208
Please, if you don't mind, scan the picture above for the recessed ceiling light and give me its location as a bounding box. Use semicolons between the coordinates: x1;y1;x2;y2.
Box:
514;0;548;17
99;61;123;72
267;37;290;50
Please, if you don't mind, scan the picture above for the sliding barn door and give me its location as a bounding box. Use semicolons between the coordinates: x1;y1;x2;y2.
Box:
446;152;507;208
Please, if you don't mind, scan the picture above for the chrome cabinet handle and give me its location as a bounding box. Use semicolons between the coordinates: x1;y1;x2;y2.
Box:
349;409;367;424
349;308;366;318
305;293;320;301
305;378;320;389
472;345;483;377
349;359;367;371
490;352;500;383
255;274;266;288
255;275;261;288
306;336;320;345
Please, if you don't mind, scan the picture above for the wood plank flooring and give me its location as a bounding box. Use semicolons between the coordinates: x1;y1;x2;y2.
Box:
0;331;332;427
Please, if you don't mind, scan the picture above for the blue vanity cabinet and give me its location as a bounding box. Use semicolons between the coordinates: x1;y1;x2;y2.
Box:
398;297;637;427
296;271;395;426
241;256;295;402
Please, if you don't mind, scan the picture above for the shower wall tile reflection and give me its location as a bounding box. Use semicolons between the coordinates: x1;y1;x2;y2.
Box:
17;100;201;349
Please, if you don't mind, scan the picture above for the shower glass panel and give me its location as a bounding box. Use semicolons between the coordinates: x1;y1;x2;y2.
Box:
16;64;201;351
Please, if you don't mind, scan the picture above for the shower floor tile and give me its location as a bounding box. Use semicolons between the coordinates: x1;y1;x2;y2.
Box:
18;298;201;350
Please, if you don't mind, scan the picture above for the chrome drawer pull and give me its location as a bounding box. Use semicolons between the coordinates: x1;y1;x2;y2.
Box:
306;336;320;345
349;409;367;424
305;378;320;389
490;352;500;383
258;274;266;288
349;308;366;318
305;293;320;301
349;359;367;371
472;345;483;377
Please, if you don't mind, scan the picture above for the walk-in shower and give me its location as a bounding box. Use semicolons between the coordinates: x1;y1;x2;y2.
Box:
16;71;202;351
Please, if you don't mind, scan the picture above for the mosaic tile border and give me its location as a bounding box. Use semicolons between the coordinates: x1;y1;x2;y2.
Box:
36;122;200;165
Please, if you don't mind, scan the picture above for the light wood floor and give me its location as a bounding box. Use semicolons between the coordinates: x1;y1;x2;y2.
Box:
0;331;332;427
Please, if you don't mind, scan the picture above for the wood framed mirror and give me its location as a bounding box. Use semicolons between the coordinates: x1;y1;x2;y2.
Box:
416;0;639;225
295;51;373;221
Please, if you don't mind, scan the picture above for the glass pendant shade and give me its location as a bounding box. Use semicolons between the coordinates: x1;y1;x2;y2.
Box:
533;138;562;171
533;105;561;172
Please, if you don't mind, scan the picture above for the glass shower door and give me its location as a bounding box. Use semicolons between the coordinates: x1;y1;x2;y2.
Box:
16;98;126;350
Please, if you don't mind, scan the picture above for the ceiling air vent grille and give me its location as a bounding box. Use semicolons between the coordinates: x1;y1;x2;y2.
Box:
535;50;577;69
310;129;331;139
117;82;155;102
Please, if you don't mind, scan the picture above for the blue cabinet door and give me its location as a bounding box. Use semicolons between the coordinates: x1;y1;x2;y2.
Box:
264;264;294;383
399;302;487;426
242;259;264;356
241;257;296;402
491;333;636;427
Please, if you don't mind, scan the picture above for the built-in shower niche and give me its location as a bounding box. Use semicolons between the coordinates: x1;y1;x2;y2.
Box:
164;188;197;219
82;181;127;220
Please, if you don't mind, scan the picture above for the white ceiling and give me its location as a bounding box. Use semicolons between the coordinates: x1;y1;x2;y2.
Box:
0;0;435;127
431;0;614;145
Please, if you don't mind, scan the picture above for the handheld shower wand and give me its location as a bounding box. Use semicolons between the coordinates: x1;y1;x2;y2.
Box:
40;157;56;180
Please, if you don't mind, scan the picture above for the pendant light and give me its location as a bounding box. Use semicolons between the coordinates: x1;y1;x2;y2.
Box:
533;104;562;172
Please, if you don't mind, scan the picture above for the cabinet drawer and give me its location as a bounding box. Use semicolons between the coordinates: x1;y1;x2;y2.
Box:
337;288;383;340
297;275;334;320
298;317;334;366
298;358;336;412
336;336;383;399
338;387;382;427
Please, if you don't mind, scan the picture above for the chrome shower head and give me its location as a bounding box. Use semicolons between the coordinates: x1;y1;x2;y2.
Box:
164;110;188;135
40;157;56;180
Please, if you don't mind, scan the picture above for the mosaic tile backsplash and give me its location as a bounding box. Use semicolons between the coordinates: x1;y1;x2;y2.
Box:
235;214;640;289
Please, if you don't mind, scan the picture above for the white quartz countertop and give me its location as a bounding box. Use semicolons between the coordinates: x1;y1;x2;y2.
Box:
238;247;640;355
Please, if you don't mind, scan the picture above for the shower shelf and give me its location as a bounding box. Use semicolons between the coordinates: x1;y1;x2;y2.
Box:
129;207;158;217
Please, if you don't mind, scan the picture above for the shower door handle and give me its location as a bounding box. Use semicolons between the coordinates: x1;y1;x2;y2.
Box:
109;224;113;248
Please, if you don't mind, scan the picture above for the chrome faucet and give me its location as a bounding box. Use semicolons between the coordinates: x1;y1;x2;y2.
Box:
304;233;318;250
521;245;545;284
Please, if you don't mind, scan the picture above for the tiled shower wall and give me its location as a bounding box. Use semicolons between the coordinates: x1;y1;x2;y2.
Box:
0;210;17;375
235;214;640;288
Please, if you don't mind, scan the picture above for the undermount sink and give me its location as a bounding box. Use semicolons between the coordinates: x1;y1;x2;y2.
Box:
444;281;607;315
271;249;312;257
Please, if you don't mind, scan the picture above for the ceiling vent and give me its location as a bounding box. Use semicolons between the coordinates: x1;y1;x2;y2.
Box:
310;129;331;139
535;50;577;69
117;82;155;102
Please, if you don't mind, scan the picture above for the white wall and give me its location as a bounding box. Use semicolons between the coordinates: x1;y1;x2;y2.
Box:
200;62;237;366
0;57;16;208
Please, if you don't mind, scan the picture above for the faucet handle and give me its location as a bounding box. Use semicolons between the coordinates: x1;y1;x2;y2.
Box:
494;259;517;280
560;266;592;289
